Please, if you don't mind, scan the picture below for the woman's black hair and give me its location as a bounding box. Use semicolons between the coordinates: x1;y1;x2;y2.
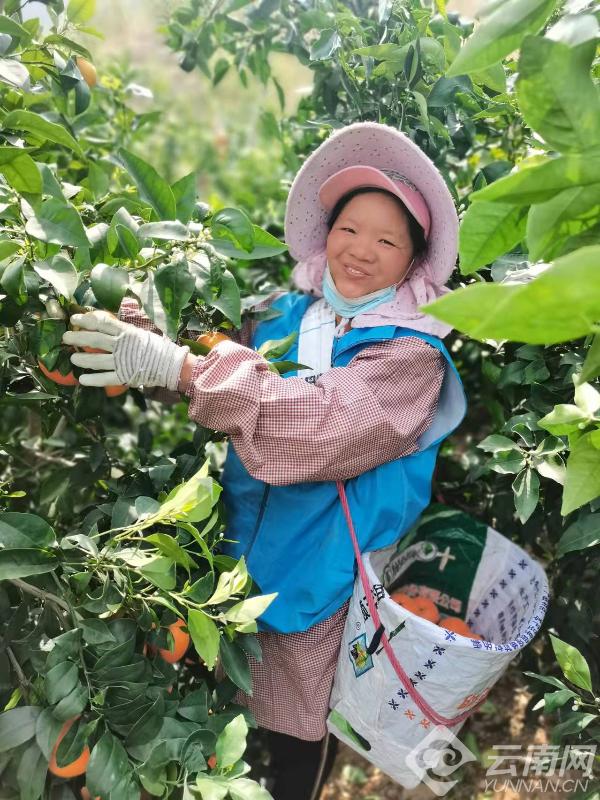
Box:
325;186;427;258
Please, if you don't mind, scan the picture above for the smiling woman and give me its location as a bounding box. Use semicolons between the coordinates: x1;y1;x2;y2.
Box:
324;190;422;298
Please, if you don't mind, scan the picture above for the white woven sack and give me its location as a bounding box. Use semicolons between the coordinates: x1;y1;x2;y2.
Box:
327;521;549;788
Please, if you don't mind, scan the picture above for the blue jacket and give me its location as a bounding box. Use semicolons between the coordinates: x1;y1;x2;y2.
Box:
220;293;467;633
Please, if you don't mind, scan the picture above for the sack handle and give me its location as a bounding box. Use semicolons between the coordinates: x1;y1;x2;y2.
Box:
336;480;485;728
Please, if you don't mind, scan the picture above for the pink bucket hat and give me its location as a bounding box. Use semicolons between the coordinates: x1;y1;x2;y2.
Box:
284;121;459;338
318;165;431;239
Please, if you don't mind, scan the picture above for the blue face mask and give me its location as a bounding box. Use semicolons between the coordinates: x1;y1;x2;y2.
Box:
321;263;397;319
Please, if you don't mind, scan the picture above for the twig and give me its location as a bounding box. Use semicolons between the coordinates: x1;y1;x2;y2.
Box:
10;578;71;614
6;646;30;690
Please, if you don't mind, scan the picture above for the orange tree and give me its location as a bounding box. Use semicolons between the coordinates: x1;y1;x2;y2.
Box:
166;0;600;779
0;1;295;798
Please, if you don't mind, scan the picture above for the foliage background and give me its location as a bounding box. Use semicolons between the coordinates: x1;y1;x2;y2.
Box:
1;0;599;798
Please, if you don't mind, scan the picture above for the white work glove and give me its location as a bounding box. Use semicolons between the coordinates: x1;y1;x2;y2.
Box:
62;311;190;391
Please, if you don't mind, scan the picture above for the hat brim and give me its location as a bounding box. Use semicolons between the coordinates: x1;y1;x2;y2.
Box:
284;122;458;286
318;165;431;238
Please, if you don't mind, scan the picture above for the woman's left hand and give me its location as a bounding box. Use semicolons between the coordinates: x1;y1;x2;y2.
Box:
62;311;190;391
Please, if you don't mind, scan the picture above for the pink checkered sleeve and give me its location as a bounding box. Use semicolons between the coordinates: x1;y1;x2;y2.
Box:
183;337;444;484
117;297;164;335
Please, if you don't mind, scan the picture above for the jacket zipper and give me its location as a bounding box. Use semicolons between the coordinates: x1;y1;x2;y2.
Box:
244;485;270;558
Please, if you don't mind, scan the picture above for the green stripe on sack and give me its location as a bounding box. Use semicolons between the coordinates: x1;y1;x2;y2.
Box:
383;504;488;620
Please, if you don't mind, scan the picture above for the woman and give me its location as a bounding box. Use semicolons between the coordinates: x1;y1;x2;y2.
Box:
63;122;466;799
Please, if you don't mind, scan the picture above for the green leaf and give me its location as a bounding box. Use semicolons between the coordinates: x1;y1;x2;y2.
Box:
424;245;600;345
574;381;600;415
209;225;287;260
90;263;129;313
0;17;30;39
188;610;220;670
446;0;560;77
0;148;41;194
527;185;600;261
107;223;139;259
194;777;229;800
0;259;26;304
135;270;168;335
557;513;600;557
155;465;221;524
3;111;83;157
145;532;198;570
0;548;57;580
126;694;165;747
215;714;248;769
229;778;273;800
177;687;209;723
562;432;600;515
488;450;526;475
516;34;600;153
107;206;139;253
16;741;47;800
0;241;21;262
512;468;540;524
472;151;600;205
35;708;64;760
459;201;528;273
0;58;30;89
310;28;341;61
542;688;579;714
79;619;116;645
471;62;506;93
33;254;78;300
219;636;252;695
0;707;40;753
154;260;195;339
45;661;79;704
139;557;176;591
53;681;88;720
118;148;176;220
211;208;254;253
86;732;131;798
137;221;189;241
257;331;297;360
208;268;241;328
538;404;589;435
580;335;600;384
25;199;89;248
523;671;569;691
207;559;248;605
184;572;214;604
550;712;597;744
224;594;277;625
67;0;96;23
171;172;197;224
478;434;521;453
0;511;56;550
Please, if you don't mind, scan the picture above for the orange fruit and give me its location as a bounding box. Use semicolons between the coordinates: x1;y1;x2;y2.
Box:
207;754;217;769
392;593;440;623
38;359;78;387
48;717;90;778
76;56;97;88
158;619;190;664
438;616;482;638
411;596;440;623
77;342;128;398
104;384;128;397
390;591;412;606
196;331;230;350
